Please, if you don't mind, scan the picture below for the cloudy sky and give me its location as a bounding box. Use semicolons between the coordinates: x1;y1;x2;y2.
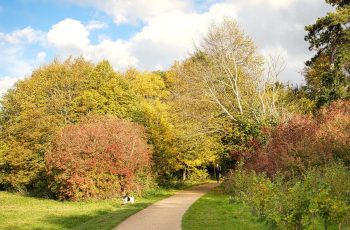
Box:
0;0;333;96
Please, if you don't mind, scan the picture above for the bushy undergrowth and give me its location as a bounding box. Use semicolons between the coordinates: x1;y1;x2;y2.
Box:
45;116;153;201
225;162;350;229
224;100;350;229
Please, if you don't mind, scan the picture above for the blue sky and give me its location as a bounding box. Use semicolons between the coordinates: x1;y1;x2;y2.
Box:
0;0;332;95
0;1;143;40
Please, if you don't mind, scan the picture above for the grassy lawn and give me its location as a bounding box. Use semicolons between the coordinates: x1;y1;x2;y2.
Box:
0;189;175;230
182;186;274;230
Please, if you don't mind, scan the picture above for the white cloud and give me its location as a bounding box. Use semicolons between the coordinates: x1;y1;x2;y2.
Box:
68;0;191;24
220;0;333;83
130;2;238;69
86;20;107;31
47;18;90;50
85;39;138;69
0;77;21;96
249;0;297;9
261;45;306;83
0;27;45;45
261;46;289;60
47;19;137;70
46;3;238;71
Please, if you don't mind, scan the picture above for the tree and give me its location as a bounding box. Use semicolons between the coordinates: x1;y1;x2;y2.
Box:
304;1;350;107
124;68;214;181
166;18;289;173
165;60;223;180
198;18;265;120
0;58;140;191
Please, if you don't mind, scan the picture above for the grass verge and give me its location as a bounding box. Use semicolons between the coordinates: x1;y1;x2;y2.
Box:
0;188;175;230
182;186;274;230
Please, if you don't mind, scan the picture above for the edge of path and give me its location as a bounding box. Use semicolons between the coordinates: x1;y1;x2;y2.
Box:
114;182;219;230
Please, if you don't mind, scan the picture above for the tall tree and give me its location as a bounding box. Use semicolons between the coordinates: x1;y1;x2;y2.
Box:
198;18;264;120
169;18;287;166
304;0;350;107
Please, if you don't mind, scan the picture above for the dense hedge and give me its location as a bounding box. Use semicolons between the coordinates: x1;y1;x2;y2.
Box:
45;116;152;201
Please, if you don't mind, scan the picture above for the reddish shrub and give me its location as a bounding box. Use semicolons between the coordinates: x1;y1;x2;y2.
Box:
247;115;318;176
317;100;350;165
246;100;350;177
45;116;152;201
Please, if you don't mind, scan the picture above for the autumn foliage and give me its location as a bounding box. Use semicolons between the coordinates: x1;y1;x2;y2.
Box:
317;100;350;165
45;116;152;201
246;100;350;176
225;100;350;229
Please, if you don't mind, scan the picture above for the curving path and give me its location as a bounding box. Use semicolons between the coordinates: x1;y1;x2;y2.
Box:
114;183;218;230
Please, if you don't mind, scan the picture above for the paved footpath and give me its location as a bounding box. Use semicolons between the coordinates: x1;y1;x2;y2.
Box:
114;183;218;230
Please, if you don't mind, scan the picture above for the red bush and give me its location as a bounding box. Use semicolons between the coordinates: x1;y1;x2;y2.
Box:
246;100;350;176
247;115;318;176
317;100;350;164
45;116;152;201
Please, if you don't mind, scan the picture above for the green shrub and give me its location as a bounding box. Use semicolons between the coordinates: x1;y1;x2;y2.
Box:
224;161;254;202
274;181;313;229
134;168;158;196
225;162;350;229
225;162;275;217
186;168;209;183
307;163;350;229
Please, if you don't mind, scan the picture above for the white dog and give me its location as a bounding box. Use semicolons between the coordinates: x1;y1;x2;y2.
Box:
122;196;135;204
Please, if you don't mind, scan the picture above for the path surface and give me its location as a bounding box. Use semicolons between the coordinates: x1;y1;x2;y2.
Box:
114;183;218;230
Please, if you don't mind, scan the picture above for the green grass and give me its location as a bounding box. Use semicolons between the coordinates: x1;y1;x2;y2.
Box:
0;189;175;230
182;186;274;230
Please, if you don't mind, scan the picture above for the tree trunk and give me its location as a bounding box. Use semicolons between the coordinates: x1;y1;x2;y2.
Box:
182;168;187;181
